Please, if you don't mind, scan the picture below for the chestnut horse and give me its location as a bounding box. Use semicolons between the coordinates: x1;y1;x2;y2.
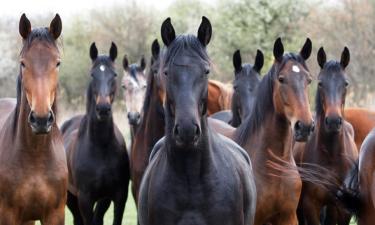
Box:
207;79;233;115
130;39;165;206
295;47;358;225
122;55;147;146
210;49;263;127
62;43;129;225
211;38;314;225
138;17;256;225
0;14;67;224
344;108;375;150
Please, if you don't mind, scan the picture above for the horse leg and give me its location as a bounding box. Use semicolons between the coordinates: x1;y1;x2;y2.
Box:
67;191;84;225
336;207;352;225
297;199;305;225
113;190;128;225
21;222;35;225
270;211;298;225
302;198;321;225
322;205;336;225
78;192;95;225
93;198;111;225
41;204;65;225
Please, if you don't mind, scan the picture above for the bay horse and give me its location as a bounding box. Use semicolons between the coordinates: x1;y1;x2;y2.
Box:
0;14;67;224
130;39;165;206
210;49;263;127
344;108;375;150
228;37;314;225
138;17;257;225
62;42;129;225
122;55;147;145
295;47;358;225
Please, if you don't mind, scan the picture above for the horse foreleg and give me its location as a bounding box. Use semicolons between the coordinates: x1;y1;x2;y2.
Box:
270;211;298;225
67;191;84;225
78;192;95;225
113;190;128;225
41;204;65;225
93;198;111;225
302;197;321;225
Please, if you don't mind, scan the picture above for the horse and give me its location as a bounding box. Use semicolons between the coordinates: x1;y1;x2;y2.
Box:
344;108;375;150
62;42;130;225
121;55;147;147
294;47;358;225
210;37;315;225
207;79;233;115
210;49;263;127
130;39;165;206
138;17;257;225
0;14;67;224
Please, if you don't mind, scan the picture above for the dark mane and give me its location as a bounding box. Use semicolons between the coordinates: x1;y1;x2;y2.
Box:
235;53;308;146
20;28;58;55
163;35;210;67
129;64;139;82
315;60;342;119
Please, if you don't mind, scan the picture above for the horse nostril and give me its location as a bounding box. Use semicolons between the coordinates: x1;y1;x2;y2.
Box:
47;111;55;124
28;111;36;124
174;125;180;137
194;124;200;137
295;121;302;131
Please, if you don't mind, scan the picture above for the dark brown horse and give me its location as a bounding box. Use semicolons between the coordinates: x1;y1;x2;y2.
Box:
138;17;256;225
344;108;375;150
0;14;67;224
62;42;129;225
210;49;263;127
210;37;314;225
130;39;165;206
295;47;358;225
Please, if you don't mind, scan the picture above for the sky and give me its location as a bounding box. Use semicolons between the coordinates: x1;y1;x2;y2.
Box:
0;0;177;18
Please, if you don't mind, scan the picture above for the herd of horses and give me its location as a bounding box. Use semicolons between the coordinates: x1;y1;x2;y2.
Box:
2;13;375;225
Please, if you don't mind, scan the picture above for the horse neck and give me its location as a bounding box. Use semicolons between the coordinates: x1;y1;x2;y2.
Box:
166;118;212;179
316;113;345;156
85;100;115;144
12;89;58;151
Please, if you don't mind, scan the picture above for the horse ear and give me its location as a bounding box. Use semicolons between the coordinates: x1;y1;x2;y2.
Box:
151;39;160;60
273;37;284;62
300;38;312;60
197;16;212;47
49;14;62;40
19;13;31;39
140;55;146;71
109;42;117;61
233;50;242;73
161;18;176;46
123;55;129;70
254;49;264;72
340;47;350;69
89;42;98;61
317;47;326;69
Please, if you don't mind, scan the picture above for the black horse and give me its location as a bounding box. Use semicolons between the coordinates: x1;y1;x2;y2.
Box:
210;49;263;127
138;17;257;225
62;42;130;225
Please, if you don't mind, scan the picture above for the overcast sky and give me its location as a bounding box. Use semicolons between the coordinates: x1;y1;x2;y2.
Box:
0;0;178;18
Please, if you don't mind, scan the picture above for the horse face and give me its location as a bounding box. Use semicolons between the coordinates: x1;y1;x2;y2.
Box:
19;14;62;134
89;42;118;121
273;38;314;142
161;17;211;149
317;47;350;133
122;56;147;125
232;50;263;124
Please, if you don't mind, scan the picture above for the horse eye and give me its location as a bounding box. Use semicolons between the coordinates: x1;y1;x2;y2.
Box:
164;71;168;76
278;76;285;83
20;61;25;68
345;81;349;87
114;73;118;77
205;69;210;75
143;85;147;89
318;81;323;88
56;61;61;67
307;78;312;84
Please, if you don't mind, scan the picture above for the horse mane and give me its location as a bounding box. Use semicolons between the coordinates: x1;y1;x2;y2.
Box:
129;64;139;82
163;35;210;67
315;60;343;120
235;53;308;146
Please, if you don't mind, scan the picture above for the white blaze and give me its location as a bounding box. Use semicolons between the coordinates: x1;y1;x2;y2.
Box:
292;65;300;73
100;65;106;71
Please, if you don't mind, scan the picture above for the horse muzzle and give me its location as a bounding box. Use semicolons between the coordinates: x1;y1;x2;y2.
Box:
294;120;315;142
28;110;54;134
